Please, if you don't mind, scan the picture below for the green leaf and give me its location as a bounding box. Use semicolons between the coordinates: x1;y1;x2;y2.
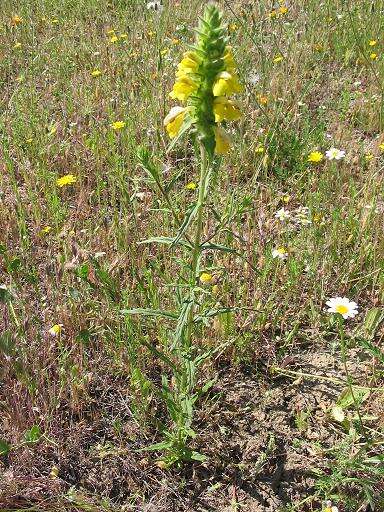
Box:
363;307;384;338
121;308;178;320
337;387;370;409
201;242;236;253
0;439;11;456
7;257;21;274
172;202;198;248
0;285;12;303
139;236;192;250
356;337;384;364
24;425;41;444
139;440;173;452
190;451;207;462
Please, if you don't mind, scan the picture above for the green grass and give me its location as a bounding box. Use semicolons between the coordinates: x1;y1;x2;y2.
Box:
1;0;384;510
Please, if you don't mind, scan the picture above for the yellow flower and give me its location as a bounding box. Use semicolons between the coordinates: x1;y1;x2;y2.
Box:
110;35;119;43
48;324;63;336
170;74;198;102
172;38;180;45
57;174;77;187
213;97;242;122
214;126;231;155
273;54;284;63
308;151;324;163
365;153;374;161
257;94;268;105
13;42;22;49
370;53;378;60
12;15;23;25
213;71;242;97
164;106;186;138
111;121;126;130
51;18;59;24
269;9;278;18
368;40;377;46
223;47;236;72
255;145;264;153
186;181;197;190
91;69;102;77
228;23;238;33
40;226;52;235
160;48;169;56
120;33;128;39
379;142;384;151
26;138;33;144
279;6;288;14
177;51;201;75
199;272;213;283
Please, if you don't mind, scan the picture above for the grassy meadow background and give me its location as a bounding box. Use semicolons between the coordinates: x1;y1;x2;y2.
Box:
1;0;384;511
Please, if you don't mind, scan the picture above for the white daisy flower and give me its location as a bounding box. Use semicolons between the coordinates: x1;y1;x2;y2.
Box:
272;247;288;260
325;297;358;319
48;324;63;337
325;147;345;160
274;207;291;221
147;0;164;12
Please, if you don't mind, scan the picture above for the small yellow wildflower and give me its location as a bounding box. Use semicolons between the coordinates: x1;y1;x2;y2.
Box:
257;94;268;105
186;182;197;190
40;226;52;235
111;121;126;130
273;54;284;63
13;42;22;49
308;151;324;163
49;466;59;479
163;106;185;139
365;153;374;161
12;15;23;25
282;194;291;203
379;142;384;151
51;18;59;24
160;48;169;56
57;174;77;187
48;324;63;336
110;35;119;43
255;146;264;153
106;29;115;35
26;138;33;144
228;23;238;32
200;272;213;284
368;40;377;46
172;38;180;45
91;69;102;77
120;33;128;39
279;6;288;14
370;53;378;60
147;30;155;37
269;9;278;18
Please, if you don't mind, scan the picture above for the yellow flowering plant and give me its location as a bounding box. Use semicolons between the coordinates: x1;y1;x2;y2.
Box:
124;4;243;466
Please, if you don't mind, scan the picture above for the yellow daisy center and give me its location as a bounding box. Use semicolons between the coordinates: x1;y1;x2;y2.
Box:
335;304;348;315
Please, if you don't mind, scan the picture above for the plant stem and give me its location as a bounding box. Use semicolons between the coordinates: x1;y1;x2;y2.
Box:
185;144;209;349
338;321;369;442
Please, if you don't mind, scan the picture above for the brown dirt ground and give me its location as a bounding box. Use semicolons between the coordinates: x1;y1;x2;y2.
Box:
1;345;383;512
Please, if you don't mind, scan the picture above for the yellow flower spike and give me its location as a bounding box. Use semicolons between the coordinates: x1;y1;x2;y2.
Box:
213;71;242;97
213;97;242;122
163;106;186;138
214;126;232;155
169;74;198;102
